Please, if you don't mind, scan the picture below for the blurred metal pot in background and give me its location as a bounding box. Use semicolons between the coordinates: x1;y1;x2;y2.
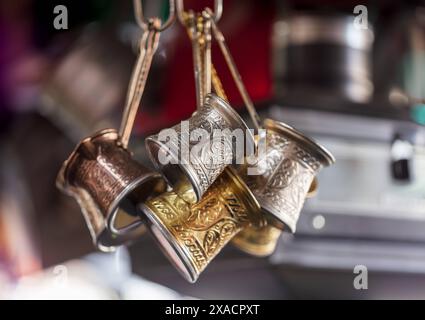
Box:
40;25;135;142
272;13;374;105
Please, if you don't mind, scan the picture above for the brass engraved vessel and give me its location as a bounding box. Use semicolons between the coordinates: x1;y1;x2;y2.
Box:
140;168;262;282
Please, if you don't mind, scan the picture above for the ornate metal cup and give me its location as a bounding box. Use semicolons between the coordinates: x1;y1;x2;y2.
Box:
242;119;335;233
231;176;319;257
145;93;254;204
57;129;166;251
232;224;282;257
140;168;262;283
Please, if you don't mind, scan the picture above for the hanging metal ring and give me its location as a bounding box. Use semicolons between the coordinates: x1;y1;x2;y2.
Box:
176;0;223;23
133;0;176;31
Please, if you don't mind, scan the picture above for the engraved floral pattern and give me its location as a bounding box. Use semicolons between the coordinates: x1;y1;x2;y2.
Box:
268;158;298;189
145;170;258;276
240;129;323;232
147;97;248;199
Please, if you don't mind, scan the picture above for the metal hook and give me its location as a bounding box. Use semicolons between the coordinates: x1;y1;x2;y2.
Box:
176;0;223;24
133;0;176;31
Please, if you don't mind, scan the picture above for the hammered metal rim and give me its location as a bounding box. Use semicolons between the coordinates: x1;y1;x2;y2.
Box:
306;177;318;198
264;208;294;232
205;93;255;147
139;203;198;283
263;118;335;166
145;137;201;203
107;172;166;235
60;128;119;190
56;128;158;250
69;186;145;252
96;223;146;252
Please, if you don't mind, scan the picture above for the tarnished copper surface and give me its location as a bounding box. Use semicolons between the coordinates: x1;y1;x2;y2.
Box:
140;168;263;283
57;129;166;251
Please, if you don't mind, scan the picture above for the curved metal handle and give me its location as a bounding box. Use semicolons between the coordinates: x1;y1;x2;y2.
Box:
133;0;176;31
206;8;261;132
202;10;213;102
119;1;176;147
119;21;161;148
185;12;204;110
183;10;213;110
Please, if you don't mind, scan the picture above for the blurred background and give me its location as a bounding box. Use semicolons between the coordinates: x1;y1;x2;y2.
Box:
1;0;425;299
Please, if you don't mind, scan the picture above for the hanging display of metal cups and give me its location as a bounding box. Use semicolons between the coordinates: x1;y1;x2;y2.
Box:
55;0;337;283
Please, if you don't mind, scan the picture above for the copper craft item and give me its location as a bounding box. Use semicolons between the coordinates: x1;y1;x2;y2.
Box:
55;0;336;282
56;1;175;251
56;129;165;251
140;168;263;283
